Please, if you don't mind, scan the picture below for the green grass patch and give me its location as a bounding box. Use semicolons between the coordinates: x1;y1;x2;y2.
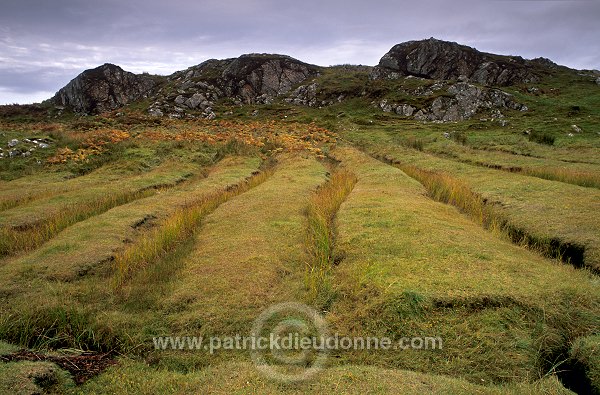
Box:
75;359;573;394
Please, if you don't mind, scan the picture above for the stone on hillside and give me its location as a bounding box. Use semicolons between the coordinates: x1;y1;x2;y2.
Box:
204;109;216;120
148;108;164;117
181;80;195;90
286;83;318;106
185;93;207;109
396;104;415;116
379;100;393;112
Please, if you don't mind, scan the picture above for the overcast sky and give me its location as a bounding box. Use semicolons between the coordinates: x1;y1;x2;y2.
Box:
1;0;599;104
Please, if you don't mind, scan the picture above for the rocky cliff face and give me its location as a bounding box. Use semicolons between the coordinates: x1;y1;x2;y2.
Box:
371;38;539;86
51;64;160;114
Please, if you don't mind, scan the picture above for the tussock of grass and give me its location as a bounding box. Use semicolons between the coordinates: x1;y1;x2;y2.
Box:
0;306;118;351
450;131;468;145
112;167;274;288
400;136;424;151
305;167;357;304
528;130;555;146
0;189;155;257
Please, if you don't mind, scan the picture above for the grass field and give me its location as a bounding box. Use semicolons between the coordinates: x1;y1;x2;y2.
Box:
0;64;599;394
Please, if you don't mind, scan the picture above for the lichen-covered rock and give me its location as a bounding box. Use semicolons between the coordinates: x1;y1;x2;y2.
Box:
185;93;208;109
408;82;526;122
379;99;394;112
395;104;415;116
51;64;160;114
148;107;164;117
371;38;538;86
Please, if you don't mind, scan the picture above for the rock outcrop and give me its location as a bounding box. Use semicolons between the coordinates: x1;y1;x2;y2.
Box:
51;64;160;114
379;82;527;122
371;38;539;86
221;54;320;103
147;54;320;118
285;83;319;107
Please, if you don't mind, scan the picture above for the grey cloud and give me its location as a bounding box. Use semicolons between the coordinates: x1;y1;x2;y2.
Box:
1;0;599;104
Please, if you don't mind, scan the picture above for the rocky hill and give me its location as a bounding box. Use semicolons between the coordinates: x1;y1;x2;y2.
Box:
51;63;160;114
370;38;552;86
47;38;574;121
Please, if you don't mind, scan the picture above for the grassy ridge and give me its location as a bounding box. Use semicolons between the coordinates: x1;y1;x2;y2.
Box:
113;165;274;288
520;166;600;189
0;188;154;257
391;162;588;268
0;160;162;213
163;155;327;335
341;127;600;271
426;142;600;189
1;156;263;283
325;146;599;384
0;161;199;257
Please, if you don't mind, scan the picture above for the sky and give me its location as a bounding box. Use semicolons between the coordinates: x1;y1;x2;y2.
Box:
1;0;599;105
